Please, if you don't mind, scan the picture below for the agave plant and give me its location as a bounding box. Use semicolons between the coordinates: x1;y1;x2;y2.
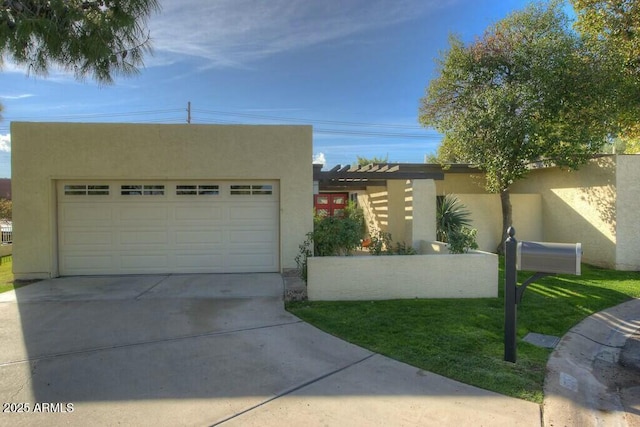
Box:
436;194;473;243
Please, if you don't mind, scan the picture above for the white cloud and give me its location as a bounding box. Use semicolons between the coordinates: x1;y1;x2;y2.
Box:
149;0;450;68
312;152;326;165
0;94;34;100
0;134;10;153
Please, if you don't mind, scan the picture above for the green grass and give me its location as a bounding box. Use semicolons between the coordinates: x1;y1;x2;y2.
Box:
286;260;640;404
0;256;37;293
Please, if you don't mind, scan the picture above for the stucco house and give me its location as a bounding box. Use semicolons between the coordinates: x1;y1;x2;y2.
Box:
11;122;312;280
11;122;638;280
315;155;640;271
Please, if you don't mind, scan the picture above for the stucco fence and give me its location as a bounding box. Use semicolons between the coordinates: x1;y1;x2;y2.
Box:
0;244;11;258
307;241;498;301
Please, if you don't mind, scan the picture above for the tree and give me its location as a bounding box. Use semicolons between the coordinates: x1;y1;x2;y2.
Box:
355;155;389;166
0;198;11;220
571;0;640;75
419;2;621;252
0;0;160;84
571;0;640;144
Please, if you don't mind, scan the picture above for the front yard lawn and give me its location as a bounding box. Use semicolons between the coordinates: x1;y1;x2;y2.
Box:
0;256;37;293
286;260;640;404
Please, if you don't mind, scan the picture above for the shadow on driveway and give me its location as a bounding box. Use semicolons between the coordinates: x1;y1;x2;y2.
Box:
0;274;540;426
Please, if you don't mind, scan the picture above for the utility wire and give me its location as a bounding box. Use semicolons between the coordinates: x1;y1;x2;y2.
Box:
0;106;442;141
191;108;427;130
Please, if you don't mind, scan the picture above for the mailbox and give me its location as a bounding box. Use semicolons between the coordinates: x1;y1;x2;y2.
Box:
516;241;582;275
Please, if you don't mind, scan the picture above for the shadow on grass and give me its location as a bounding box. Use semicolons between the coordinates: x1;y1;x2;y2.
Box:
288;261;640;403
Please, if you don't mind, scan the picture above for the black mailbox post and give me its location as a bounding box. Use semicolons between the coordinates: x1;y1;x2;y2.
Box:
504;227;582;363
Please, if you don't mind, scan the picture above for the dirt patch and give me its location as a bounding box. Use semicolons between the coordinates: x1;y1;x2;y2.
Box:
282;270;307;302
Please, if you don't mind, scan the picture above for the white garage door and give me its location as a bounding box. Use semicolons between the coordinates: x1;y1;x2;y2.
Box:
57;181;279;275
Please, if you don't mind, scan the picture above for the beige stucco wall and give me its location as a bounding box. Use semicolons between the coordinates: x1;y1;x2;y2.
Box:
11;122;313;279
386;180;407;245
455;194;542;252
510;157;617;268
615;155;640;270
0;244;11;257
409;179;437;247
307;249;498;300
435;172;487;194
360;180;436;250
430;157;624;268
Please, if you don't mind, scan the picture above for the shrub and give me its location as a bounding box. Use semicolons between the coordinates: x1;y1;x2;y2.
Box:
296;202;366;281
392;241;417;255
313;201;365;256
447;227;479;254
367;229;392;255
436;194;472;243
295;233;313;282
367;229;416;256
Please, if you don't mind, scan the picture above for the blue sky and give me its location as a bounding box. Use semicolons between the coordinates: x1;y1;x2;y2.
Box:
0;0;533;178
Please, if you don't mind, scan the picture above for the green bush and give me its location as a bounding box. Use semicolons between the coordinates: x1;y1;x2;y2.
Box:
295;233;313;282
436;195;479;253
447;227;479;254
367;229;416;256
392;241;417;255
296;201;366;281
313;201;365;256
367;229;392;255
436;194;472;243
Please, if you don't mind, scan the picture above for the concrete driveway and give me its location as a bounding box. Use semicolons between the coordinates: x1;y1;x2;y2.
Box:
0;274;540;426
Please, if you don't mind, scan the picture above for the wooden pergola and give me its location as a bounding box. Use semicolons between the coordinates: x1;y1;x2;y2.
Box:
313;163;457;191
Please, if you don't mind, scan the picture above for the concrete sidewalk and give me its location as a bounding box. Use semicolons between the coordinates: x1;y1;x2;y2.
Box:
0;274;541;426
544;298;640;426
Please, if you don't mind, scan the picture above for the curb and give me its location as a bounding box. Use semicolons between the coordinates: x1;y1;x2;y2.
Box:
543;298;640;426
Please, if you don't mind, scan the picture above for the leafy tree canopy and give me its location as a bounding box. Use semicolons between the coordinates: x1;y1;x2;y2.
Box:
572;0;640;75
420;1;619;192
419;1;623;250
1;0;160;84
571;0;640;142
355;155;389;166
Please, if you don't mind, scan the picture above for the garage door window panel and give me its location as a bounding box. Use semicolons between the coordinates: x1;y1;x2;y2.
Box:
177;184;220;196
230;184;274;196
121;185;165;196
64;184;110;196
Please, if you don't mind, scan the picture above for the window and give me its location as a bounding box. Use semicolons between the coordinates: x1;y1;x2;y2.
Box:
121;184;165;196
176;184;220;196
316;196;329;205
64;184;109;196
230;184;273;196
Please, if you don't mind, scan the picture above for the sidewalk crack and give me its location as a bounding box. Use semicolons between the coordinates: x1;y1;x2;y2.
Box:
9;360;37;400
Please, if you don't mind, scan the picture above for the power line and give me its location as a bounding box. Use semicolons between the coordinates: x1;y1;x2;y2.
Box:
191;108;428;130
189;108;441;139
0;105;443;141
4;108;183;121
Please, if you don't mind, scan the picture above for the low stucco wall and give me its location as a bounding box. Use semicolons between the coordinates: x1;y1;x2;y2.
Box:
0;244;11;257
307;249;498;301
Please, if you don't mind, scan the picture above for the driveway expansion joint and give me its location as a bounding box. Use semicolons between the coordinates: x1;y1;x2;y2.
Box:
210;353;377;426
134;274;172;300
